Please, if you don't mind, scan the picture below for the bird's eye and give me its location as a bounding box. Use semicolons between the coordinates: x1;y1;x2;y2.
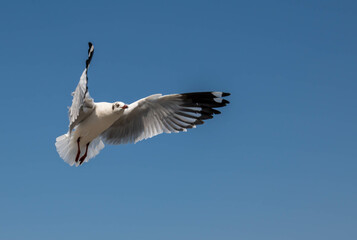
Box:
116;103;119;107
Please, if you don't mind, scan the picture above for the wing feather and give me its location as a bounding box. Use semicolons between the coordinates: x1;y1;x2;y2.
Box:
101;92;230;145
68;42;95;133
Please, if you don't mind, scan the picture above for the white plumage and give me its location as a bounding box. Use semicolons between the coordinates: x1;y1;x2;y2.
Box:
55;42;230;166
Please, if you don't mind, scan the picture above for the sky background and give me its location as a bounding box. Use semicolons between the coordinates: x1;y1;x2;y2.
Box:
0;0;356;239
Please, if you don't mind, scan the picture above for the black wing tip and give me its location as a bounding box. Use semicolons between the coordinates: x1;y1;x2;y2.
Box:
194;119;205;125
212;109;221;115
88;42;94;54
85;42;94;69
222;92;230;97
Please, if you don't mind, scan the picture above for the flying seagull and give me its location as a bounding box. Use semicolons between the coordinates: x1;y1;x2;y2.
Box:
55;42;230;166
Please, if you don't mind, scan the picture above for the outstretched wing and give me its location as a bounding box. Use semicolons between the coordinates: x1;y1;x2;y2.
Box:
68;42;95;133
101;92;230;145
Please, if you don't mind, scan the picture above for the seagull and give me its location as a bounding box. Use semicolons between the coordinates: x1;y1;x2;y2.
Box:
55;42;230;166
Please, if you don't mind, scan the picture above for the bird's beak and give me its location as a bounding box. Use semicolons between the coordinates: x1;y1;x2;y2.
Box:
121;105;128;109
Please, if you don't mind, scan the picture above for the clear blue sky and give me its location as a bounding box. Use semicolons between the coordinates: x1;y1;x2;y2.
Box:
0;0;356;239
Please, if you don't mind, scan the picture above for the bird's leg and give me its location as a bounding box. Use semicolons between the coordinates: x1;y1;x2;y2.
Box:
75;137;81;163
79;142;90;165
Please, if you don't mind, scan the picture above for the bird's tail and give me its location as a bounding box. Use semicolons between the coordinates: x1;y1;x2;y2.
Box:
55;133;105;166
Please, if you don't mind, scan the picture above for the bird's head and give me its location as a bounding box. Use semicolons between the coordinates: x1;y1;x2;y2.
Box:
112;101;128;113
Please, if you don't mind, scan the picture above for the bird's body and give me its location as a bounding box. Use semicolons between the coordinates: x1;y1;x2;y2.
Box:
56;42;230;166
73;102;120;144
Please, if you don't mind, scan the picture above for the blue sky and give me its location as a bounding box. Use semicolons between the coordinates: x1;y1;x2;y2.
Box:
0;0;356;239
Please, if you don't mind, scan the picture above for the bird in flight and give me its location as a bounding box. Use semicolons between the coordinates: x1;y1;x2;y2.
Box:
55;42;230;166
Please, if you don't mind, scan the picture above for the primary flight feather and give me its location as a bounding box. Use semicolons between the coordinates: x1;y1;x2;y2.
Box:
55;42;230;166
